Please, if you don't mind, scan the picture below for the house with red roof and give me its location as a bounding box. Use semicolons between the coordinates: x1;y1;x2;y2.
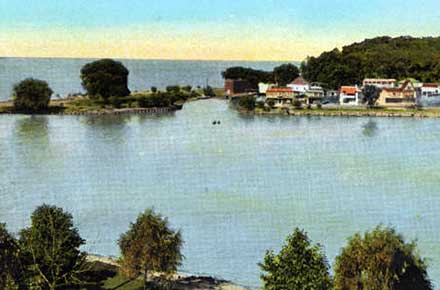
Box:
287;76;310;94
376;81;417;107
265;87;295;108
339;86;361;105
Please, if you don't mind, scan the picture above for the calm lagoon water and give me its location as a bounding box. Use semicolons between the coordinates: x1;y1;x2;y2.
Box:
1;99;440;288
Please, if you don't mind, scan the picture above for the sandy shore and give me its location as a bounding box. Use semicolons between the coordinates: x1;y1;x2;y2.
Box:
86;255;250;290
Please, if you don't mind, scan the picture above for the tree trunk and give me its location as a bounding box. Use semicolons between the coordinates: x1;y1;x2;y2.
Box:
143;266;148;290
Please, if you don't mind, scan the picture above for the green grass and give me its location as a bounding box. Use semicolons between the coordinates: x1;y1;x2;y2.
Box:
102;273;143;290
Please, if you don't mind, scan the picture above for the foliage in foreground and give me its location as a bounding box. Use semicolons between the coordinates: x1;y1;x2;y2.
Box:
119;208;183;289
13;78;53;112
259;228;332;290
0;223;24;289
19;204;87;290
334;226;432;290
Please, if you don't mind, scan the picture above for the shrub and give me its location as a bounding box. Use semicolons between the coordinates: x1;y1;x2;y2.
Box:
166;85;181;95
293;99;303;109
203;86;216;97
119;208;183;288
13;78;53;112
80;59;130;103
239;95;256;111
259;228;332;290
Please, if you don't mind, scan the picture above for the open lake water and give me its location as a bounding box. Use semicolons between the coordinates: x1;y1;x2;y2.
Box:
1;58;440;288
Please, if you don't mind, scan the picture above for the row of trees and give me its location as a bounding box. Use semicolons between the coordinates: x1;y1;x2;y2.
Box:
12;59;211;113
0;205;182;290
260;227;432;290
1;204;433;290
222;63;300;87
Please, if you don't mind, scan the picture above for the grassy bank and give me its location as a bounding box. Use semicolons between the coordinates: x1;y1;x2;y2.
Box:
0;87;224;115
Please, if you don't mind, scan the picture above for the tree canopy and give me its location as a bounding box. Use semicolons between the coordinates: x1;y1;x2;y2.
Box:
301;36;440;89
80;59;130;103
273;63;300;86
334;226;432;290
118;208;183;289
19;204;86;290
0;223;24;289
13;78;53;113
222;63;300;88
259;228;332;290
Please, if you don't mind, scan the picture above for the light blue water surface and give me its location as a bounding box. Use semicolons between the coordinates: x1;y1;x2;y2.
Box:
1;99;440;288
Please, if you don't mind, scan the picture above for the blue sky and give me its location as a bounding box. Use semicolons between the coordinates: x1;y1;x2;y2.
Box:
1;0;439;60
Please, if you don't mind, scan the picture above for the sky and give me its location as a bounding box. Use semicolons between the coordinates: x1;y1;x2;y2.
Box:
0;0;439;61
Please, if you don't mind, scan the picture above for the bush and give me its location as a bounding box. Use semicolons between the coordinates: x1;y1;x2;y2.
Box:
203;86;216;97
109;95;123;108
317;103;322;109
259;228;332;290
239;95;256;111
293;99;303;109
80;59;130;103
19;205;87;290
151;86;158;93
166;85;181;95
119;208;183;288
13;78;53;112
334;226;432;290
182;85;192;92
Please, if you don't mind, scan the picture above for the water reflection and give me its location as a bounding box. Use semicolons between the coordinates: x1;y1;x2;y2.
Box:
362;120;378;137
14;116;51;165
15;116;49;145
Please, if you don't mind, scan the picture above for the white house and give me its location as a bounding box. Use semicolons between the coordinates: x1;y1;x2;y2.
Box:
363;79;396;89
287;76;309;94
258;83;276;95
339;86;361;106
419;83;440;106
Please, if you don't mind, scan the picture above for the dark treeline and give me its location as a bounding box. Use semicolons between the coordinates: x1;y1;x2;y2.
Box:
222;63;300;87
1;204;434;290
301;36;440;89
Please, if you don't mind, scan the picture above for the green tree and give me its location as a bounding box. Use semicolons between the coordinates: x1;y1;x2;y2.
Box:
362;85;381;107
19;204;87;290
80;59;130;103
334;226;432;290
118;208;183;289
13;78;53;112
259;228;332;290
273;63;300;86
0;223;24;289
150;86;158;93
222;67;273;88
238;95;256;111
